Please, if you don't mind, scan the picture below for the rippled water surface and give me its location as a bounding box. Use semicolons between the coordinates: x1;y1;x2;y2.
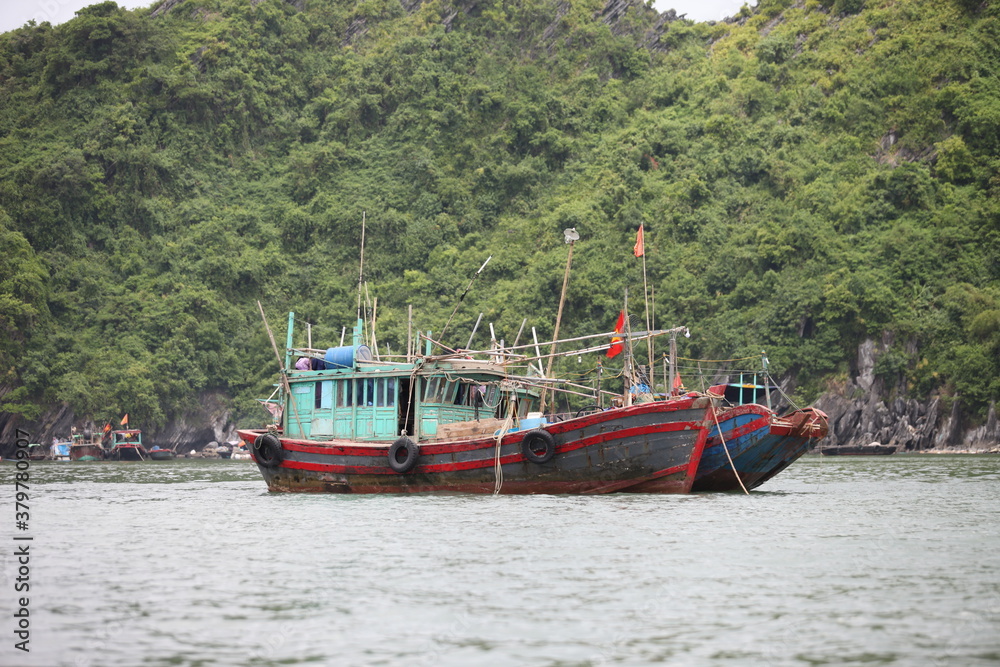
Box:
4;455;1000;666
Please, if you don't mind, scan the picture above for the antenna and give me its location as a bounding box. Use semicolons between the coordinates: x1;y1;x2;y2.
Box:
356;211;366;321
440;255;492;344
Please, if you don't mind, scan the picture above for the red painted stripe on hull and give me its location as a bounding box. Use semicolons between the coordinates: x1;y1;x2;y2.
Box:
705;415;770;447
262;460;695;495
248;415;704;460
239;398;715;495
279;419;698;475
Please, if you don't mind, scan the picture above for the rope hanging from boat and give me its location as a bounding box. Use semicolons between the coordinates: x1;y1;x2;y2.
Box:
713;405;749;495
400;365;420;437
492;384;518;495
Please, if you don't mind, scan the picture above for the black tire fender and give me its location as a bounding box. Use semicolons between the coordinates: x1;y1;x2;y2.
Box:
253;433;284;468
522;429;556;464
388;436;419;473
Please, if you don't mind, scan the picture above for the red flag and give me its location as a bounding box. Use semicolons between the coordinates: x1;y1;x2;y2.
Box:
120;414;129;427
102;423;112;434
672;373;684;395
607;311;625;358
633;224;645;258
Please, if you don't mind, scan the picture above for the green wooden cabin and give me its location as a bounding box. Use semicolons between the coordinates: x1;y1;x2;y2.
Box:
280;314;538;442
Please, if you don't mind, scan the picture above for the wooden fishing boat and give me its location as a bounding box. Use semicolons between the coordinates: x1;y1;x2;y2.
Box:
70;432;107;461
108;429;148;461
28;443;49;461
148;446;176;461
50;441;71;460
692;403;828;492
692;380;827;492
237;316;715;494
622;378;828;493
820;444;894;456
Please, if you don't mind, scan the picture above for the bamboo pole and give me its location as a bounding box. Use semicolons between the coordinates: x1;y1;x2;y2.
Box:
541;239;575;413
641;231;653;379
407;304;413;362
356;211;366;321
257;301;304;435
531;327;544;376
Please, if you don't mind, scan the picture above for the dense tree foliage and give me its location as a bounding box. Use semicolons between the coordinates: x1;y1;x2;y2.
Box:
0;0;997;428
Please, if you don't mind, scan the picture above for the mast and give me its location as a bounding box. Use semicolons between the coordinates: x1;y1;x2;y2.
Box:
355;211;366;347
540;228;579;413
623;287;632;407
762;351;772;410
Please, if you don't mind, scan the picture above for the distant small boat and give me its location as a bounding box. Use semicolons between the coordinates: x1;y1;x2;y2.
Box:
109;429;148;461
28;443;49;461
821;444;895;456
70;433;107;461
217;445;232;459
50;442;71;461
148;446;176;461
231;445;252;460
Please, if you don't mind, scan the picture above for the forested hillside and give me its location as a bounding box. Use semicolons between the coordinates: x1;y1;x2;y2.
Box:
1;0;997;438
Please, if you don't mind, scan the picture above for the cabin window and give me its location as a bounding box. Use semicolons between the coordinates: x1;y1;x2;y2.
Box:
354;379;375;406
422;378;463;404
454;383;469;406
343;380;353;407
483;385;499;408
423;377;441;403
374;378;394;407
315;381;333;410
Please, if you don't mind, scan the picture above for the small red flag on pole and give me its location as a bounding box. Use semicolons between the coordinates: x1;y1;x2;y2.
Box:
607;311;625;358
633;224;645;258
120;414;129;427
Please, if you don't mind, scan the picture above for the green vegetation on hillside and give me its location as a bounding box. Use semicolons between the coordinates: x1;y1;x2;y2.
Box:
0;0;997;428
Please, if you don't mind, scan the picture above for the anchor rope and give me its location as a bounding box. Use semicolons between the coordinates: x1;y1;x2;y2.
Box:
713;405;750;495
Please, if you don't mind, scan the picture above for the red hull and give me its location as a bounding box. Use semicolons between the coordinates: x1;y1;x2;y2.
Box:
238;397;715;494
70;444;106;460
628;405;829;493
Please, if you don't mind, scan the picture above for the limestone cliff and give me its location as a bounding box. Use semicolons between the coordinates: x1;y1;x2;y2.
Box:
0;390;238;456
813;338;1000;452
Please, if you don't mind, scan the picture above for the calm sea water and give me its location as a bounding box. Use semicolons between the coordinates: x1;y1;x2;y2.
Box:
3;455;999;667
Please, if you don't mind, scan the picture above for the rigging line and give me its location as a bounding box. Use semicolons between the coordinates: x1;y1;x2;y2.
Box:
676;355;760;363
767;373;803;411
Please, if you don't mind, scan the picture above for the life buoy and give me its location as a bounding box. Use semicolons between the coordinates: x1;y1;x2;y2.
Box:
388;437;419;473
253;433;284;468
522;429;556;464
